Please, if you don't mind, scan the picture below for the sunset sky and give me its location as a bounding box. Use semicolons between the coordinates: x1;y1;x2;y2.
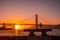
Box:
0;0;60;24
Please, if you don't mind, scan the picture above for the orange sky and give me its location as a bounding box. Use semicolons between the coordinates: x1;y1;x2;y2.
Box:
0;0;60;25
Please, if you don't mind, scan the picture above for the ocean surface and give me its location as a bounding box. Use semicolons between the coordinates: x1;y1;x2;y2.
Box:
0;29;60;36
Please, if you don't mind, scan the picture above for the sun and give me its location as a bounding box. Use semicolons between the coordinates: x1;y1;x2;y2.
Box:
15;25;20;29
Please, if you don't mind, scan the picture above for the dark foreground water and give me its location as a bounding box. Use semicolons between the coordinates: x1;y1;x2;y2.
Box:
0;36;60;40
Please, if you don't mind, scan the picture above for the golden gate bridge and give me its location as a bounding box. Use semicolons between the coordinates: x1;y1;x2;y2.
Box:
0;14;53;30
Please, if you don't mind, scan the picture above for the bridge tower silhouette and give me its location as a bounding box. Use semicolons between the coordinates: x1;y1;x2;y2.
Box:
35;14;38;29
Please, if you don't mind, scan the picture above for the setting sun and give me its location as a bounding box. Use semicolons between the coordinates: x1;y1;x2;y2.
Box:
15;25;20;29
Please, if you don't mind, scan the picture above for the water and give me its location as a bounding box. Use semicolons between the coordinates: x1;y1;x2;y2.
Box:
0;29;60;36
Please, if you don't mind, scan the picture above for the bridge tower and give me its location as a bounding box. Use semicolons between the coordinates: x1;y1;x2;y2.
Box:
35;14;38;29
